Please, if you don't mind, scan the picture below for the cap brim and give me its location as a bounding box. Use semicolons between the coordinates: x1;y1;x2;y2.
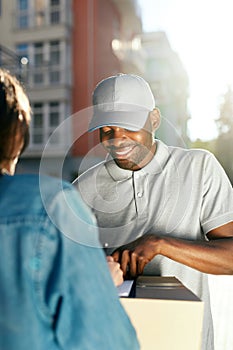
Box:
88;110;149;132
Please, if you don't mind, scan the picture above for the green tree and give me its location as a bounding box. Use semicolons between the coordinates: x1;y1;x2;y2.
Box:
191;138;216;154
215;86;233;184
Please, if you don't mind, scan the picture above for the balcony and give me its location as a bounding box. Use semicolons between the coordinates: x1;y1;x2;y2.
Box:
0;44;26;82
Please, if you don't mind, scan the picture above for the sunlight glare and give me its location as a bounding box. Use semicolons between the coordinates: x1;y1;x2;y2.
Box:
138;0;233;140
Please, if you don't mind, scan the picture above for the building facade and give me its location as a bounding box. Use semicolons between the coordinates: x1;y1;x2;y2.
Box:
0;0;73;178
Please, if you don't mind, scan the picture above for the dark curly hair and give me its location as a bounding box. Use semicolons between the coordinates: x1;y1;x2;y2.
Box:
0;69;31;167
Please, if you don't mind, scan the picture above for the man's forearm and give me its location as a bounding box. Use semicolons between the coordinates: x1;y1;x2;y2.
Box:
159;236;233;275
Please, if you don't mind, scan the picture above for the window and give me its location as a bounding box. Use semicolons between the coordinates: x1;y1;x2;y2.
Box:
33;42;44;85
32;103;44;144
50;41;60;64
18;0;28;10
49;41;60;83
16;43;29;61
17;0;29;28
49;102;59;126
50;10;60;23
48;101;60;143
50;0;60;24
16;43;29;83
18;14;28;28
35;0;45;27
49;71;60;83
34;42;43;66
31;101;61;146
33;72;44;84
16;40;65;87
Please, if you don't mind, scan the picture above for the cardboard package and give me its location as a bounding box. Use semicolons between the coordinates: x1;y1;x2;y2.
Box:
121;276;203;350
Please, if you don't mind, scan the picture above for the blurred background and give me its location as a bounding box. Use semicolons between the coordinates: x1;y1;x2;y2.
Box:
0;0;233;349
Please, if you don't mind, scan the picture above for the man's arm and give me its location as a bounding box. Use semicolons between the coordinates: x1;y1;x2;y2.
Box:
112;221;233;277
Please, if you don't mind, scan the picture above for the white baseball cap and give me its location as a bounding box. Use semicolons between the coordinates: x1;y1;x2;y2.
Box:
89;73;155;132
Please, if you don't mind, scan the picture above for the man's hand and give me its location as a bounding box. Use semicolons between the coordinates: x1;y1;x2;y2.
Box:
113;222;233;277
112;234;160;277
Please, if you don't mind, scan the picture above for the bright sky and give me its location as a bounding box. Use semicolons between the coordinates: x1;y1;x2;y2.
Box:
138;0;233;141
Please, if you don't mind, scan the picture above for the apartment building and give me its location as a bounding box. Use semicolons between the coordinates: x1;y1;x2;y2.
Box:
0;0;73;178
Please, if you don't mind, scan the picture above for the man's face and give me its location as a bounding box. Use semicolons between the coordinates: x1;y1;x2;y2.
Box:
99;117;156;171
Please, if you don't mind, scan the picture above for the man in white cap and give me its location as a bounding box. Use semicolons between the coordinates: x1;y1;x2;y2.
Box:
73;73;233;350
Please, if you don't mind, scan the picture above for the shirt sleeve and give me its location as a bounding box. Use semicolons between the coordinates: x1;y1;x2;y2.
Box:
39;185;140;350
200;152;233;233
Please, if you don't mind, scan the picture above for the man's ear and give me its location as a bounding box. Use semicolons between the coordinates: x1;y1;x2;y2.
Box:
150;108;161;131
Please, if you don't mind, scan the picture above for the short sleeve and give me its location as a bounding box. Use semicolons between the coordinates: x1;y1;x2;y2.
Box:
200;153;233;233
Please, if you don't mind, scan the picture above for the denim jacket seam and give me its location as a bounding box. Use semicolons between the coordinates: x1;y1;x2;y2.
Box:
31;216;61;324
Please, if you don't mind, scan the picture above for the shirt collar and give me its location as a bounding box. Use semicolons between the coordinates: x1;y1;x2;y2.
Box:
140;140;169;175
105;158;132;181
105;140;170;181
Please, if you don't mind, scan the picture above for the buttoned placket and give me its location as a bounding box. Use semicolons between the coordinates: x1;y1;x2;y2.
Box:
132;171;148;219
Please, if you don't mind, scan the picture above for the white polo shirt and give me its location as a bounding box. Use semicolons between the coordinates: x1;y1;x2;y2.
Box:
74;140;233;350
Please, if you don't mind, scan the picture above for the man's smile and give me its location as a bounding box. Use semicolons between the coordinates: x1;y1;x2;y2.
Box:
114;146;136;157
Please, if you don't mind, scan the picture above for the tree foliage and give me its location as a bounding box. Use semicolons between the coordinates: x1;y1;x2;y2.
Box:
214;86;233;184
191;86;233;185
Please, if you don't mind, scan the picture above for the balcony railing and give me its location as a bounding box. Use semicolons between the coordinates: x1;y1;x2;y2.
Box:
0;44;26;82
20;64;71;88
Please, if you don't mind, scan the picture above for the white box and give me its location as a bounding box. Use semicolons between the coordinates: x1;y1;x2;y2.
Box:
121;277;204;350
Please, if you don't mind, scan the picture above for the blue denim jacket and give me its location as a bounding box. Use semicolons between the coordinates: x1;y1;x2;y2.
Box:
0;174;139;350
